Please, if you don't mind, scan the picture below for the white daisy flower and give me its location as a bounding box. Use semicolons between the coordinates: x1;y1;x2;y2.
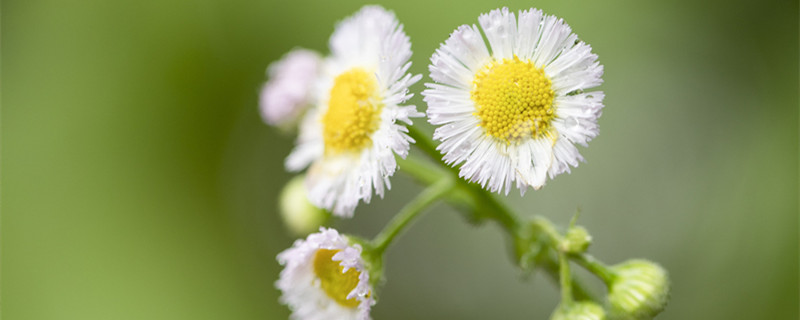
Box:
285;5;422;217
423;8;604;194
260;48;322;127
277;227;374;320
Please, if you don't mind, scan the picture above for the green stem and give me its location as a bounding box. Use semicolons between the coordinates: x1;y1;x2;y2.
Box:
541;255;593;301
369;177;455;255
397;155;475;209
532;216;564;245
407;125;600;302
462;182;520;232
571;253;617;285
407;126;520;232
407;126;444;164
396;155;447;186
532;215;616;287
559;251;573;305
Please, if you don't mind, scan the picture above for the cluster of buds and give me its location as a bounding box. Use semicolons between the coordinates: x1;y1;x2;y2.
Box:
548;223;670;320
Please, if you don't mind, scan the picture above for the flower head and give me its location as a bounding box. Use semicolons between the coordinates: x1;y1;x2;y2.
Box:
260;48;322;128
285;5;422;217
423;8;604;194
277;228;375;320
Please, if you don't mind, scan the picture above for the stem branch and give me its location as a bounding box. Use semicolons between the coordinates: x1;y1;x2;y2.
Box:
571;253;617;285
405;125;601;302
407;126;444;164
408;126;520;232
541;256;593;301
370;177;454;255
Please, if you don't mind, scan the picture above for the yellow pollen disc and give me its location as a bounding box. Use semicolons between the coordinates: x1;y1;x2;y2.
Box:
313;249;361;308
322;68;383;154
471;56;556;144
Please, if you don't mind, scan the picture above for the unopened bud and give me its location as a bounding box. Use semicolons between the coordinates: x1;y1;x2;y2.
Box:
561;226;592;253
607;259;670;320
551;301;606;320
279;175;329;236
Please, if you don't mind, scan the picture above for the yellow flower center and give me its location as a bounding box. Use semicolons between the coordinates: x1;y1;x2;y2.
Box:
471;56;556;144
322;68;383;154
313;249;361;308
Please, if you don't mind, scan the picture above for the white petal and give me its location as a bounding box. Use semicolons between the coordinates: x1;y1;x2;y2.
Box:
478;7;517;59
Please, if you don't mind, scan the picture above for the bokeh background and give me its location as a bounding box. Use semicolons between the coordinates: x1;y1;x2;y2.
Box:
3;0;798;319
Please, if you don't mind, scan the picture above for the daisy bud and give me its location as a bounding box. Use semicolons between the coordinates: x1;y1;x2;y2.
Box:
551;301;606;320
279;175;329;236
561;225;592;254
607;260;670;320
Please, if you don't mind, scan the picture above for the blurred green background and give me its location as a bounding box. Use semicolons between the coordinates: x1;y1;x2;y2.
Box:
3;0;797;319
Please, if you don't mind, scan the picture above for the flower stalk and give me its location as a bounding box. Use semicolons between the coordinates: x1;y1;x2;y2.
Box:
559;251;573;305
369;176;455;256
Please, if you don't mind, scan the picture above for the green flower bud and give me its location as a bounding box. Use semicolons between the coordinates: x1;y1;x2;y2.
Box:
561;225;592;254
551;301;607;320
279;175;329;236
607;259;670;320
